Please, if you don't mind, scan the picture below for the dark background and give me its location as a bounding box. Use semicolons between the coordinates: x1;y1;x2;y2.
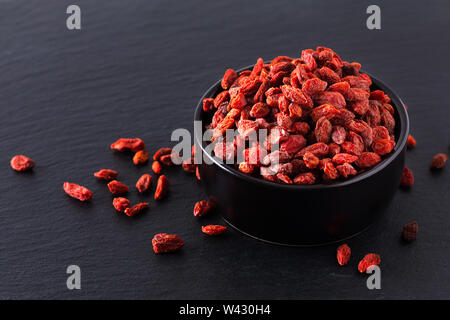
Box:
0;0;449;299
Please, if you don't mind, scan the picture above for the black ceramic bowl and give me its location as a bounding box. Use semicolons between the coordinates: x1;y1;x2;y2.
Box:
194;65;409;246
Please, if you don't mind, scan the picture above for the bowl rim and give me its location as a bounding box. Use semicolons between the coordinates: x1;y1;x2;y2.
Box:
194;63;409;190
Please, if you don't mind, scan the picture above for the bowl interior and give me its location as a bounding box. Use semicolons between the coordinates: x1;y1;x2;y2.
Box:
194;65;409;190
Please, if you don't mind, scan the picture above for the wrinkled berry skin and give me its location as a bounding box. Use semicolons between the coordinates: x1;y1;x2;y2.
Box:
63;182;93;201
152;233;184;254
110;138;145;152
202;225;227;235
358;253;381;273
402;221;418;242
108;180;129;195
337;244;351;266
124;202;148;217
94;169;118;181
10;155;35;172
113;197;130;212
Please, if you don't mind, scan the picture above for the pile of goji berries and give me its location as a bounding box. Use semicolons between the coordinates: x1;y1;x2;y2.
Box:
204;47;399;184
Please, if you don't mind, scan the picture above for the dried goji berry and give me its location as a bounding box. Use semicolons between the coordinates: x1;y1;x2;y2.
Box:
221;69;237;90
202;98;215;112
314;116;332;143
107;180;129;195
111;138;145;152
238;161;256;174
124;202;148;217
407;134;416;148
293;172;316;185
10;155;35;172
193;200;212;217
355;152;381;168
430;153;447;169
113;197;130;212
152;233;184;254
63;182;93;201
336;163;357;178
153;147;172;161
332;153;358;164
372;139;395;156
202;225;227;236
182;157;196;173
133;150;149;165
400;167;414;186
94;169;118;181
136;174;152;193
152;161;162;174
358;253;381;273
303;152;319;169
402;221;418;242
337;243;351;266
154;175;169;200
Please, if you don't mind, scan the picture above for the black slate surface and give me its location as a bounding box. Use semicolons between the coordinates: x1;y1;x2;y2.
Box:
0;0;449;299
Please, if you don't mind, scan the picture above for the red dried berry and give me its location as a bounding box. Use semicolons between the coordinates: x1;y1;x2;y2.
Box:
430;153;447;169
110;138;145;152
400;167;414;187
152;233;184;254
407;134;416;148
136;174;152;193
112;197;130;212
10;155;35;172
372;139;395;156
63;182;93;201
355;152;381;168
124;202;148;217
202;225;227;236
94;169;118;181
154;175;169;200
337;244;351;266
153;147;172;161
358;253;381;273
402;221;418;242
303;152;319;169
202;98;215;112
293;172;316;185
332;153;358;164
221;69;238;89
152;161;162;174
193;200;212;217
107;180;129;195
182;157;196;173
133;150;149;165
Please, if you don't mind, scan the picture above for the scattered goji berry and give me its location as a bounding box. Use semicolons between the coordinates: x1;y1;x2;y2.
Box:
407;134;416;148
193;200;212;217
133;150;149;165
112;197;130;212
63;182;93;201
152;161;162;174
400;167;414;187
337;244;351;266
430;153;447;169
152;233;184;254
94;169;118;180
10;155;35;172
124;202;148;217
110;138;145;152
202;225;227;236
154;175;169;200
182;157;196;173
107;180;129;195
136;174;152;193
358;253;381;273
153;147;172;161
402;221;418;242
